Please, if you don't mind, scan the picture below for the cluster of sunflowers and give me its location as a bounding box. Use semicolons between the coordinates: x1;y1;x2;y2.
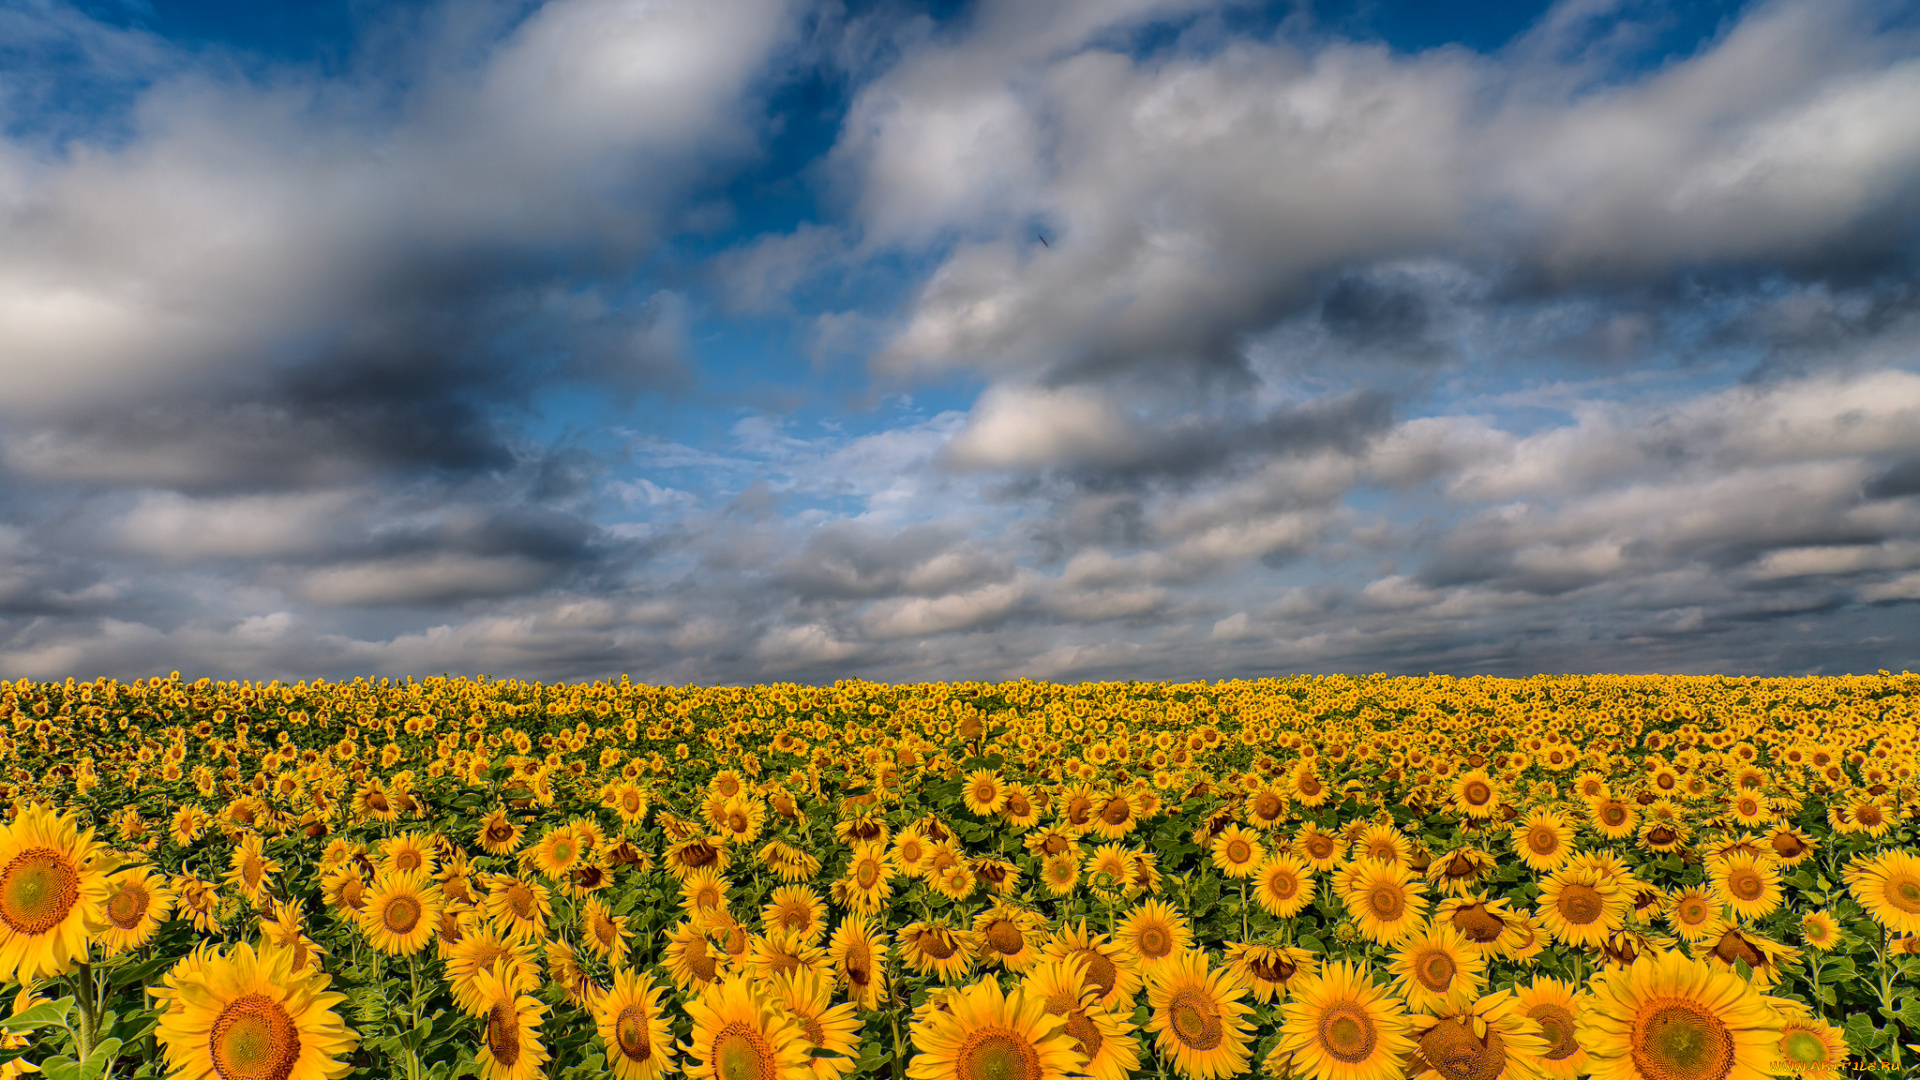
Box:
0;671;1915;1080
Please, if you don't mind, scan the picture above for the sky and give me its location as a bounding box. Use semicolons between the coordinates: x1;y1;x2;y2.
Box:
2;0;1919;685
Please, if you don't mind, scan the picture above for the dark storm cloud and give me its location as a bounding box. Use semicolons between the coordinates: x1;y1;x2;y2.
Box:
1865;456;1920;500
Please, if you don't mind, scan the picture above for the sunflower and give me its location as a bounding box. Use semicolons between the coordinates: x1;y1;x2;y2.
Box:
1253;854;1315;919
1294;824;1343;872
716;797;768;846
259;898;329;975
1113;899;1193;976
1587;797;1637;841
1222;942;1316;1004
963;769;1008;816
358;870;444;957
1691;920;1798;990
1287;762;1330;807
1083;844;1133;894
610;782;652;828
892;827;936;878
482;873;552;943
1771;1008;1847;1079
1662;887;1722;944
931;863;978;902
828;913;888;1010
1001;786;1043;829
1536;865;1629;950
1577;949;1783;1080
377;829;439;877
683;977;813;1080
1040;852;1081;897
1426;846;1499;898
227;832;281;906
96;864;176;955
1349;824;1407;867
155;939;358;1080
765;967;862;1080
1509;808;1575;873
1708;851;1783;921
1765;826;1818;867
446;929;544;1016
529;824;586;881
474;959;551;1080
1338;858;1429;946
0;801;113;984
598;966;677;1080
1795;909;1840;951
974;902;1046;973
170;804;212;847
319;864;367;918
681;869;733;920
1021;958;1142;1080
906;974;1085;1080
749;931;828;985
973;857;1022;896
1842;848;1920;935
762;885;828;946
1245;786;1290;830
1388;922;1485;1015
1040;922;1142;1015
1449;770;1501;820
900;922;979;984
1277;959;1417;1080
666;838;732;881
1404;989;1552;1080
1139;946;1256;1079
1512;977;1588;1079
581;896;632;967
1209;824;1264;879
665;918;730;993
1024;826;1081;861
1088;792;1139;840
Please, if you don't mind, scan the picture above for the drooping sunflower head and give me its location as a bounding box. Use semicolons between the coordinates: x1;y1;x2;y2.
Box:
1222;943;1317;1006
1512;976;1588;1080
1405;988;1553;1080
828;913;888;1010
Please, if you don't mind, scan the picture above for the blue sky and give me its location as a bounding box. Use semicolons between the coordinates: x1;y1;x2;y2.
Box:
2;0;1918;683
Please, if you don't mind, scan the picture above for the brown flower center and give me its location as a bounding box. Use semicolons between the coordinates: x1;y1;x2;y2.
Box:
209;993;303;1080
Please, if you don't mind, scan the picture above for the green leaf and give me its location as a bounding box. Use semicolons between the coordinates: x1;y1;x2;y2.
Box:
1;996;75;1033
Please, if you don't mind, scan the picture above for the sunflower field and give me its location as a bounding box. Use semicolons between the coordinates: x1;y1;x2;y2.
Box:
0;672;1916;1080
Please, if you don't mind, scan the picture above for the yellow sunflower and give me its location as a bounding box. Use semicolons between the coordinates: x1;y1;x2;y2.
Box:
974;903;1046;973
683;977;813;1080
482;873;552;943
475;959;551;1080
1040;921;1142;1015
1143;948;1256;1080
762;885;828;946
1449;770;1501;820
376;829;439;877
828;913;888;1010
1690;920;1798;990
96;865;176;955
1209;824;1264;879
1404;989;1552;1080
1796;909;1840;952
1663;887;1722;944
528;824;585;881
963;769;1008;816
1388;922;1485;1015
1288;762;1330;807
1536;865;1629;950
1708;852;1783;921
1842;848;1920;935
155;939;358;1080
837;842;895;915
1040;852;1080;897
1113;899;1194;976
597;966;677;1080
358;871;443;957
1293;823;1344;872
748;931;828;985
580;896;631;967
1277;959;1417;1080
1576;949;1783;1080
1512;977;1588;1079
900;922;980;984
1587;797;1637;841
1771;1008;1847;1079
905;974;1085;1080
665;918;731;994
445;929;544;1016
1252;853;1315;918
1021;958;1142;1080
1222;942;1317;1005
1509;808;1575;873
765;966;862;1080
681;868;732;919
226;832;281;906
1338;858;1429;946
0;801;113;984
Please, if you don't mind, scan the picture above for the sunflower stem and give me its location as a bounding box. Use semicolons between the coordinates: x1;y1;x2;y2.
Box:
70;960;97;1064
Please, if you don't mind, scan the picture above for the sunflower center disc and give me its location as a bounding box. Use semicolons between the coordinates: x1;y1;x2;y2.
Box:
1368;884;1404;920
1307;835;1335;860
957;1028;1041;1080
487;1001;522;1067
1727;870;1764;901
107;883;150;930
1779;1030;1828;1064
615;1005;652;1061
1632;999;1734;1080
857;861;880;890
1298;775;1322;797
1065;1010;1103;1059
1464;782;1491;806
1101;799;1130;825
506;884;535;919
1557;884;1604;925
1415;950;1456;991
1169;988;1224;1050
1268;871;1299;900
1711;931;1762;968
917;931;956;960
1226;840;1251;864
1527;1003;1579;1060
1888;875;1920;914
985;920;1024;955
0;848;79;935
1318;1003;1378;1064
383;895;422;935
209;993;302;1080
845;944;872;987
1139;926;1171;958
1077;950;1117;998
1255;794;1282;819
1528;829;1559;855
1419;1017;1506;1080
687;940;719;982
713;1027;774;1080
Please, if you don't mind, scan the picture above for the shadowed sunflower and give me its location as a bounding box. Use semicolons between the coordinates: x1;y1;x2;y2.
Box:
1426;847;1499;898
1771;1008;1847;1079
1021;958;1142;1080
901;922;979;984
226;832;281;907
762;885;828;946
1223;942;1316;1005
766;967;862;1080
1253;853;1315;918
1536;865;1629;950
475;959;551;1080
1277;959;1416;1080
749;930;828;984
1708;852;1782;921
0;801;113;983
1144;948;1256;1080
906;974;1085;1080
1576;949;1782;1080
1795;909;1840;952
1843;849;1920;935
1040;922;1142;1015
96;865;175;955
1690;919;1798;990
446;929;544;1016
597;966;676;1080
1404;989;1552;1080
1513;977;1587;1080
1337;859;1429;946
358;870;443;957
155;939;358;1080
974;903;1046;973
828;913;888;1010
581;896;631;967
1389;922;1485;1015
683;977;813;1080
1114;899;1193;977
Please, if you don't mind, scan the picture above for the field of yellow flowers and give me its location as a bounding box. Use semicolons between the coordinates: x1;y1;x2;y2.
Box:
0;671;1914;1080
